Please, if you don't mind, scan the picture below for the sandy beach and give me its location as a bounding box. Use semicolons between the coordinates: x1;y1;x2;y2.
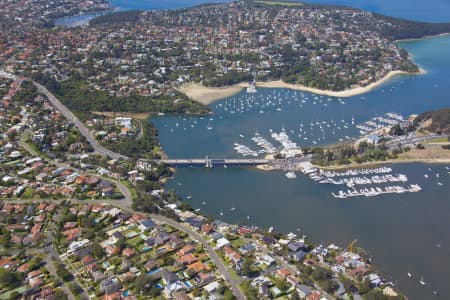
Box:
177;82;246;105
178;69;424;105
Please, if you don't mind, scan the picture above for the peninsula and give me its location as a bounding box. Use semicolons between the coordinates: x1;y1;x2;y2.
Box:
2;0;450;109
179;70;422;104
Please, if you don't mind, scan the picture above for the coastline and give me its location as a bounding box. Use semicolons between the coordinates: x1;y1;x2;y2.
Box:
177;82;246;105
256;157;450;172
395;32;450;43
179;69;424;105
315;156;450;171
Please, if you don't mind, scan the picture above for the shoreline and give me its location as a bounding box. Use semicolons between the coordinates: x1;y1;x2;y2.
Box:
256;157;450;172
179;69;424;105
315;157;450;171
395;32;450;43
176;82;246;105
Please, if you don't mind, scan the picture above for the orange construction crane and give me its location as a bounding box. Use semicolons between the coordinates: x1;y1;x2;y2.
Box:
348;239;357;253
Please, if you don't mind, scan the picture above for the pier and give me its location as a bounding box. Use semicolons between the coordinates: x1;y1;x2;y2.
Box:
159;156;269;168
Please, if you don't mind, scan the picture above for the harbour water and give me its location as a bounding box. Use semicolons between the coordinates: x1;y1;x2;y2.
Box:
109;0;450;22
305;0;450;22
155;34;450;299
53;0;450;298
55;0;450;27
54;11;110;27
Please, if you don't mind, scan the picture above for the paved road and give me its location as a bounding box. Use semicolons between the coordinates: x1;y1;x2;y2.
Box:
0;72;244;299
386;133;442;149
2;198;244;300
46;209;90;300
18;138;133;207
33;81;128;160
149;214;245;300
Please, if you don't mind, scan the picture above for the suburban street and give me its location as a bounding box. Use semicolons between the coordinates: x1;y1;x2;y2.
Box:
33;81;128;160
386;133;443;149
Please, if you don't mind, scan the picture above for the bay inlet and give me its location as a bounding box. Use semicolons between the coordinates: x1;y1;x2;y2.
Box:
155;34;450;300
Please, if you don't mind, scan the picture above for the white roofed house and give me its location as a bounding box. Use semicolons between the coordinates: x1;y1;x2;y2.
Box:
215;237;231;249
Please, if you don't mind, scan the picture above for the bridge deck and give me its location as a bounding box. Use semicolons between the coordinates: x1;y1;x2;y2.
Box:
160;159;268;167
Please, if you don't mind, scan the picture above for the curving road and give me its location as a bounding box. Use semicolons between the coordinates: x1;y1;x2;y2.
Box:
149;214;245;300
0;72;244;299
33;81;128;160
3;197;245;300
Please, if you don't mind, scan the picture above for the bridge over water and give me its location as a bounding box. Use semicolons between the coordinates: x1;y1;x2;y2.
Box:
159;156;269;168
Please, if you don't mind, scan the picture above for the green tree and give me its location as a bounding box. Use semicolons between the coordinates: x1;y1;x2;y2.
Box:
358;278;371;294
91;242;104;258
135;274;154;294
56;264;72;282
389;124;404;136
53;289;69;300
291;291;301;300
0;269;23;288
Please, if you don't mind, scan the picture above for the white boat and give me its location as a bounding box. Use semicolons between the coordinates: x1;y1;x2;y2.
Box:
219;210;224;216
247;84;257;93
285;172;297;179
186;195;192;199
239;134;244;138
407;272;412;278
420;277;426;285
202;201;206;205
230;201;237;211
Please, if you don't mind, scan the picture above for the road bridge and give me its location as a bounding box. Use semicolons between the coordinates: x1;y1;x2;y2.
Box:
159;156;269;168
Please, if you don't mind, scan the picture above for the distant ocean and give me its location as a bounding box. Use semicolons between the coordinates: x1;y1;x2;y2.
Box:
109;0;230;11
110;0;450;22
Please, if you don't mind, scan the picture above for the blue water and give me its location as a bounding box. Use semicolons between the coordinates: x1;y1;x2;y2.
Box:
155;36;450;159
155;34;450;300
147;268;162;275
56;0;450;27
304;0;450;22
53;0;450;299
110;0;230;10
108;0;450;22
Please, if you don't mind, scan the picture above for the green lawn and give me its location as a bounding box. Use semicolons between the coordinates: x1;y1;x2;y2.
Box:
425;137;450;143
120;180;138;199
126;236;144;247
0;286;27;300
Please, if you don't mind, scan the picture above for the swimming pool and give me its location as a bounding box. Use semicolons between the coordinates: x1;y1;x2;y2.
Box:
146;268;161;276
126;231;138;238
184;281;193;288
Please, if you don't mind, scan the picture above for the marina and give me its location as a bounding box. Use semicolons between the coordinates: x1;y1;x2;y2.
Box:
302;165;422;198
331;184;422;199
155;34;450;300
